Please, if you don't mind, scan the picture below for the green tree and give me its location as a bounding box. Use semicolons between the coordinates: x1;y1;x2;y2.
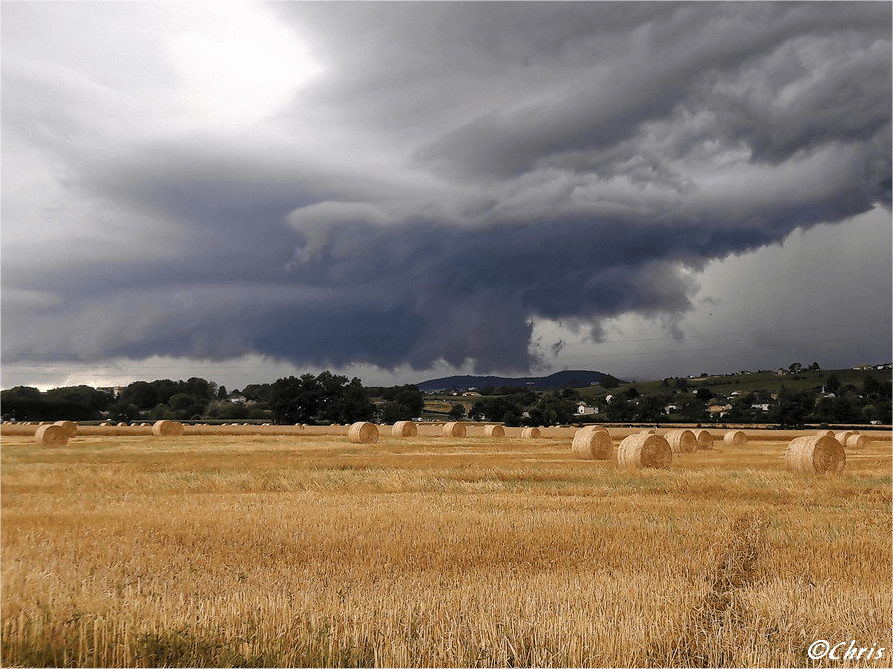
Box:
108;402;140;423
679;396;706;422
605;396;636;422
448;403;466;421
168;393;207;420
118;381;158;410
269;372;372;425
532;391;576;425
324;376;374;424
772;388;812;427
269;374;319;424
634;395;666;423
862;372;882;397
241;384;272;403
381;385;424;420
693;387;713;401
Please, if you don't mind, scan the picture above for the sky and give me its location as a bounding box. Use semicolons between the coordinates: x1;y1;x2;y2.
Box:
2;1;891;392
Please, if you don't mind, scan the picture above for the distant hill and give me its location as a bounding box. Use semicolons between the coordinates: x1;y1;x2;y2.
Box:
414;370;617;392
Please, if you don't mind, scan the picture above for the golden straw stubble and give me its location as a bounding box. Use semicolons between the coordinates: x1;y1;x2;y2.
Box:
785;435;846;474
617;433;672;470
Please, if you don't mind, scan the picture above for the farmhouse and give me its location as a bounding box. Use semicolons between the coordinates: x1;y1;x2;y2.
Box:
576;402;598;415
707;403;733;418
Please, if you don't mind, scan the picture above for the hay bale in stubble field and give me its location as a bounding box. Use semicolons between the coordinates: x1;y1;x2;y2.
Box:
521;427;541;439
617;433;672;471
443;422;466;438
572;427;613;460
53;420;78;437
392;421;418;437
36;424;69;447
152;420;184;437
692;428;714;450
816;430;835;437
483;425;505;438
834;431;854;447
785;435;845;474
723;430;747;446
349;421;379;444
665;428;698;454
846;433;872;448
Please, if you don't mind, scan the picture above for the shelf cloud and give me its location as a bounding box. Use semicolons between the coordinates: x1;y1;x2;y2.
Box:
2;1;890;386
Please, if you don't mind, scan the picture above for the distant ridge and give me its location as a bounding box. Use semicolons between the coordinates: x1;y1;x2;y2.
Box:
414;370;617;392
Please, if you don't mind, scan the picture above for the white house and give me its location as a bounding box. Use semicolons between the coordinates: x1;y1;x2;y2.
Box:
576;402;598;415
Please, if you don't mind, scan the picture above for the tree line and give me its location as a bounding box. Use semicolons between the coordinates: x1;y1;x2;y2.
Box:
2;367;889;427
0;373;425;426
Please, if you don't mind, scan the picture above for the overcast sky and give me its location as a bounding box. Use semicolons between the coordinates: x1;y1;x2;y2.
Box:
2;1;891;391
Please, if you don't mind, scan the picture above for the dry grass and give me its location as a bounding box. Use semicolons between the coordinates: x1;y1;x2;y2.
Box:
1;430;891;667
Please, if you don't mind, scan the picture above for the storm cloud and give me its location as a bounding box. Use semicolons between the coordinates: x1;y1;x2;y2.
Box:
2;2;890;385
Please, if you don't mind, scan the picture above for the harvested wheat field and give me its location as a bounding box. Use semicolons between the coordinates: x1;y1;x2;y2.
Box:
1;428;891;667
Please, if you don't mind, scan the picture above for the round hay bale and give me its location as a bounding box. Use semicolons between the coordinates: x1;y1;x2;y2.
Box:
443;422;466;438
692;428;714;450
834;431;854;447
521;427;541;439
36;424;69;447
579;424;608;433
723;430;747;446
665;428;698;454
642;428;657;435
53;420;78;437
483;424;505;438
152;420;184;437
816;430;835;437
572;427;613;460
846;433;872;448
349;421;379;444
617;433;672;471
785;435;845;474
117;422;128;427
392;421;418;437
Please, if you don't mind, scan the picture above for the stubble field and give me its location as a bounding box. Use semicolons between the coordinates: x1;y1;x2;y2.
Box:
1;426;891;667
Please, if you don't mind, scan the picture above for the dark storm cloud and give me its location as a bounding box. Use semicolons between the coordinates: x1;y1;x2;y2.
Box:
2;1;890;377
